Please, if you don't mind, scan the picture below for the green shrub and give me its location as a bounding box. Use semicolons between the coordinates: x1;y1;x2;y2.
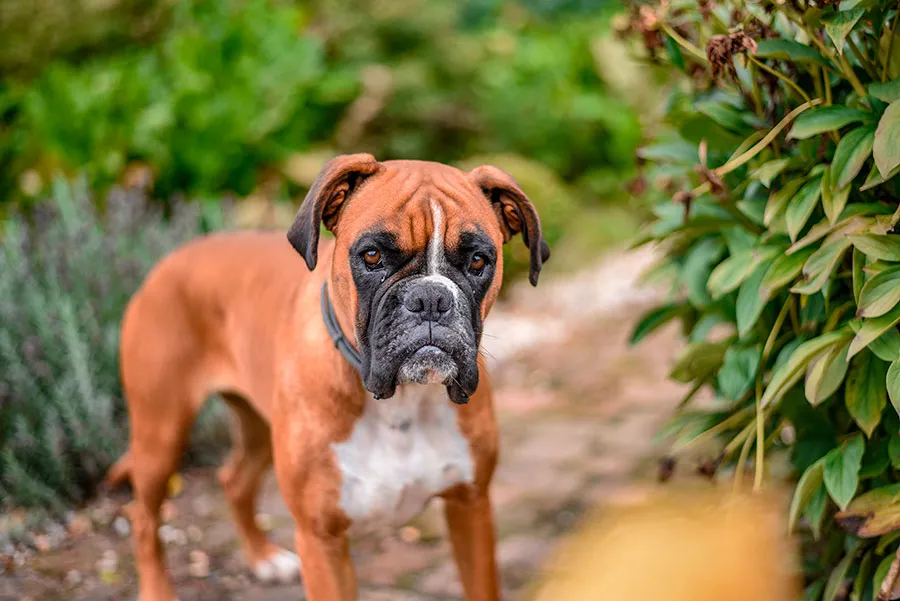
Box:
1;0;639;223
0;179;228;510
626;1;900;597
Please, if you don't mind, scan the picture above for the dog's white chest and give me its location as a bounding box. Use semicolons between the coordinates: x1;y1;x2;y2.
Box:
332;385;474;535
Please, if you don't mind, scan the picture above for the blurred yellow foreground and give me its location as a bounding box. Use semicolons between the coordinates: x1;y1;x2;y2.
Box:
532;487;800;601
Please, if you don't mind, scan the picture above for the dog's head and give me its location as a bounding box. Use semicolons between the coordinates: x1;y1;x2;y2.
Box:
287;153;550;403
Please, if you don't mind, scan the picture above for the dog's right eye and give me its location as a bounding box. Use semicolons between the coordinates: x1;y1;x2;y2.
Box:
362;249;383;270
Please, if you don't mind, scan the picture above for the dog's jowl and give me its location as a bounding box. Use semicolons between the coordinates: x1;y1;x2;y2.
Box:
106;155;549;601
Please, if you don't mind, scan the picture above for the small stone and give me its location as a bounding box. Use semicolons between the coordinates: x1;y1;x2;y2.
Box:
160;501;176;523
188;550;210;578
186;525;204;543
68;513;92;537
398;526;421;544
167;473;185;498
193;495;214;518
158;525;186;546
65;569;83;586
256;513;273;533
96;549;119;582
32;535;52;553
112;516;131;538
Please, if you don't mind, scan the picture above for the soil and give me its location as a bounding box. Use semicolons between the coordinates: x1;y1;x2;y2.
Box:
1;246;688;601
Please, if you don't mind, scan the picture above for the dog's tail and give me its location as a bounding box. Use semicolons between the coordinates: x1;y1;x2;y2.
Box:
103;451;133;489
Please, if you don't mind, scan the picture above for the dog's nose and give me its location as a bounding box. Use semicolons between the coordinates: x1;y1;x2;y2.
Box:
404;281;453;322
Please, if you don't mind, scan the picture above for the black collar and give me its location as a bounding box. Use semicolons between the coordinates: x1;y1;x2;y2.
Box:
320;283;363;374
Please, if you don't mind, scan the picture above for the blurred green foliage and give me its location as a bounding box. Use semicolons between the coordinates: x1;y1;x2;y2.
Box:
0;0;639;209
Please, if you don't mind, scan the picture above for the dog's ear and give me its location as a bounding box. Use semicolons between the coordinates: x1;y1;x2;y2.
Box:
469;164;551;286
287;153;381;270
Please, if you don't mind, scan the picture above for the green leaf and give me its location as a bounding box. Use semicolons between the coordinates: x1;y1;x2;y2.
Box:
848;235;900;261
664;34;685;71
789;106;871;139
707;246;780;299
888;359;900;419
823;549;857;601
853;247;866;305
848;303;900;359
736;263;770;338
874;554;895;598
860;162;900;191
761;247;815;299
869;328;900;362
823;9;866;55
762;330;854;407
755;39;827;63
669;341;730;383
852;551;874;601
718;345;761;401
806;338;851;406
858;265;900;318
822;166;851;225
630;303;690;344
874;100;900;179
845;350;888;437
695;100;751;135
836;483;900;537
765;178;806;227
681;237;726;307
787;177;824;241
890;434;900;468
806;485;829;541
791;238;852;295
832;125;876;190
869;78;900;103
789;458;825;532
823;435;865;510
752;158;791;187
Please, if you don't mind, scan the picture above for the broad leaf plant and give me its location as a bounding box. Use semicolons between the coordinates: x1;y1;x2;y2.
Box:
624;0;900;598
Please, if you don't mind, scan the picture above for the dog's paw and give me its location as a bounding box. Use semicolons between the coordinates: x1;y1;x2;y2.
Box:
252;548;302;584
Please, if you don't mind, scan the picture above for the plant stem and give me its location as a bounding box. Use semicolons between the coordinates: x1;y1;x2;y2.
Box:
713;98;823;177
658;22;709;64
753;374;765;492
823;66;833;106
674;405;756;453
749;62;765;116
839;51;870;99
848;36;878;80
764;296;793;361
677;377;707;409
883;2;900;83
748;56;811;104
733;419;756;493
789;297;802;335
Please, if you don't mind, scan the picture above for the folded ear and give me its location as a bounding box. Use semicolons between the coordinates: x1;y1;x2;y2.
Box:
287;153;381;270
469;164;551;286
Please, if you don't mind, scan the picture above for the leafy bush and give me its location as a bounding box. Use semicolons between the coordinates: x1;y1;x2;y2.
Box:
0;179;228;510
1;0;639;219
626;0;900;598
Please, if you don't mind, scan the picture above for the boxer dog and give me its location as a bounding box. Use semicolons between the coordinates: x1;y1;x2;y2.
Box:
105;154;549;601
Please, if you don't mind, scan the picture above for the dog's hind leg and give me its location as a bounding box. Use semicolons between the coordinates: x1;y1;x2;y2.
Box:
126;384;198;601
218;393;301;584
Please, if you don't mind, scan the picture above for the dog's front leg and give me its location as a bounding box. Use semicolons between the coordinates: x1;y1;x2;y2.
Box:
294;526;355;601
444;488;501;601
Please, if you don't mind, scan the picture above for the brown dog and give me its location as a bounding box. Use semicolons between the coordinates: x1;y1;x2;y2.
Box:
106;154;549;601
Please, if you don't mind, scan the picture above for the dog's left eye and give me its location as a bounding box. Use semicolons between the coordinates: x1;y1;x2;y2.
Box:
362;249;384;270
469;253;486;275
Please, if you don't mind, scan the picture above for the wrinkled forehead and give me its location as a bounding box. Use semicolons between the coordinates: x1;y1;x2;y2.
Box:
338;160;502;251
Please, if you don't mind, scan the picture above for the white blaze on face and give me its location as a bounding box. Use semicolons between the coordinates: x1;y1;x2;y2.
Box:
424;200;460;299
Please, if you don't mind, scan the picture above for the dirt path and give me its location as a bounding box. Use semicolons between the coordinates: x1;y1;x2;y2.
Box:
3;246;687;601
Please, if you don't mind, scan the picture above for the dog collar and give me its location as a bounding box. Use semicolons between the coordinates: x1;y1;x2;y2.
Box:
320;283;364;374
